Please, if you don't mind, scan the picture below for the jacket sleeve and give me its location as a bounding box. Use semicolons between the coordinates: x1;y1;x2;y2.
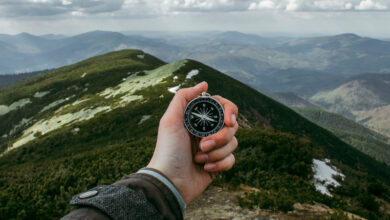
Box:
61;168;186;220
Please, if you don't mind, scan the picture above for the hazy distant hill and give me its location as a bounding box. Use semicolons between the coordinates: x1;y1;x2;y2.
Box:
0;70;48;88
0;50;389;219
269;92;319;107
310;73;390;136
295;107;390;166
0;31;180;74
276;33;390;74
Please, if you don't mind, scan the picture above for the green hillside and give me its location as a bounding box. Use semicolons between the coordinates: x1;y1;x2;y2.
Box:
0;50;389;219
294;107;390;166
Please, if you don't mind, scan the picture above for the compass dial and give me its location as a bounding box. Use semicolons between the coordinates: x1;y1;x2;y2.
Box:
184;96;224;137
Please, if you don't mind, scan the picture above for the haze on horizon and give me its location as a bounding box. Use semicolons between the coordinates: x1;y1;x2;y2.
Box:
0;0;390;38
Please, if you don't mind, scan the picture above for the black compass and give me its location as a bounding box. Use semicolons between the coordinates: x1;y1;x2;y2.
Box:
184;92;224;138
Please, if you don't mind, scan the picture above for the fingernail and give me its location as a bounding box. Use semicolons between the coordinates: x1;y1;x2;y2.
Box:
197;154;208;163
204;163;216;171
200;140;216;152
231;114;237;125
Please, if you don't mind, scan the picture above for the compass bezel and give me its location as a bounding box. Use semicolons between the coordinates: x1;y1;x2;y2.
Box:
184;96;225;138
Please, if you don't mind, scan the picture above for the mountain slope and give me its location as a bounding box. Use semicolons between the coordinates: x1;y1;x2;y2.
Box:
294;107;390;165
310;73;390;136
0;50;389;219
276;33;390;74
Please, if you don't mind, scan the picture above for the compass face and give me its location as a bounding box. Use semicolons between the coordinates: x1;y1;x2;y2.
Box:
184;96;224;137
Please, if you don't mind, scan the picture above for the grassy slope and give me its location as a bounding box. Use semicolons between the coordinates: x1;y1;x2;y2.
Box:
294;107;390;166
0;50;389;219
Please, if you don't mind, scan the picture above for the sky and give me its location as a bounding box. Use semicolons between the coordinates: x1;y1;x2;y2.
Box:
0;0;390;37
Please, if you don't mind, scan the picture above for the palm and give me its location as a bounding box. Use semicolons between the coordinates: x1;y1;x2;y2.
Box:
152;123;212;203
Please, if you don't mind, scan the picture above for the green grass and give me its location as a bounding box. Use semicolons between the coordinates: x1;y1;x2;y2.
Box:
294;107;390;166
0;50;390;219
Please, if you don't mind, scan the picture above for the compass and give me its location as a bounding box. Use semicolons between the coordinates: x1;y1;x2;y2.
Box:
184;92;224;138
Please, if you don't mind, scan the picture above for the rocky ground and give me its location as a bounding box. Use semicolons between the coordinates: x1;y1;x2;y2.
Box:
184;185;365;220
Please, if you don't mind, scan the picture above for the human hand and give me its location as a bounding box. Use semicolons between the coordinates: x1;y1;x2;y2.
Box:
147;81;239;205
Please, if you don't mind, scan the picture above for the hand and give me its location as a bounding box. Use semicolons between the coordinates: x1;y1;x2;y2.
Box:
147;81;239;204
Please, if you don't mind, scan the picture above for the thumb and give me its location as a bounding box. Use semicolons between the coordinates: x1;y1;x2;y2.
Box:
163;82;208;123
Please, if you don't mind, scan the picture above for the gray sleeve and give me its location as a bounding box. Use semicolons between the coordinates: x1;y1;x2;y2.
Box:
62;169;183;220
62;184;161;220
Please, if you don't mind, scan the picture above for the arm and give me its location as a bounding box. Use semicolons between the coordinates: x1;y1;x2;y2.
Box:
62;82;239;220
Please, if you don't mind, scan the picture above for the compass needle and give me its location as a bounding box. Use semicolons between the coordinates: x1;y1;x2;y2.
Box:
184;92;225;137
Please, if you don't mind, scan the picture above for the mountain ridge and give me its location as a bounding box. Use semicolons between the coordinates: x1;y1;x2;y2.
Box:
0;50;389;219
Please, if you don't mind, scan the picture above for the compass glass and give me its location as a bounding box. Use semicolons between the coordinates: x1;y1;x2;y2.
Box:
184;96;224;137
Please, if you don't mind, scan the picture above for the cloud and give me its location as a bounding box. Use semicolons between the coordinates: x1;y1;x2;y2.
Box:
248;0;389;11
0;0;124;17
0;0;389;18
355;0;387;10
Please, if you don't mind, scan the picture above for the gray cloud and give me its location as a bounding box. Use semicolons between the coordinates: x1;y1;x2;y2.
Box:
0;0;389;19
248;0;389;11
0;0;124;17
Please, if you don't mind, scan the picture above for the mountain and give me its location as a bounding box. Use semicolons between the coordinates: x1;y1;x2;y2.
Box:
2;31;390;98
310;73;390;136
294;107;390;166
276;33;390;74
0;70;48;88
0;50;389;219
0;31;180;74
269;92;319;108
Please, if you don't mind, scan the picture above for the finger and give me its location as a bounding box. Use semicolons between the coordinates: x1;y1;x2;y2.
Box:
161;81;208;125
200;122;239;152
204;154;235;172
206;136;238;162
213;95;238;127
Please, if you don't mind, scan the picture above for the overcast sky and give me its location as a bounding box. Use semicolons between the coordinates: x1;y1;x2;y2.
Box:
0;0;389;37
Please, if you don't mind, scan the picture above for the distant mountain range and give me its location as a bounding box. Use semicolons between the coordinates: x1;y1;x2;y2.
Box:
294;107;390;166
0;50;389;219
310;73;390;137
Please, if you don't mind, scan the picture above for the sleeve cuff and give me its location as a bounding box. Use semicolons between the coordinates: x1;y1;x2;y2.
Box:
137;168;187;214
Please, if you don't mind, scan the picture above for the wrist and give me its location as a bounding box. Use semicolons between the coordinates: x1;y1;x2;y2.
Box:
138;167;187;213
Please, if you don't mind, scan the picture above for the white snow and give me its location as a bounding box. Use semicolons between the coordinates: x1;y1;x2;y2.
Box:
173;75;179;81
34;91;50;98
72;127;80;134
137;54;145;59
72;98;90;106
168;85;181;94
81;72;87;78
312;159;345;197
100;60;186;99
9;118;33;136
9;106;111;151
186;69;199;79
138;115;152;124
40;95;75;113
0;98;31;116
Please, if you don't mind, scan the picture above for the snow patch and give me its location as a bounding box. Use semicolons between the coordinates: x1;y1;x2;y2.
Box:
173;75;179;81
40;95;75;113
138;115;151;124
9;118;33;136
81;72;87;78
312;159;345;197
72;98;90;106
0;98;31;116
100;60;186;99
34;91;50;98
186;69;199;79
9;106;111;151
137;54;145;59
168;85;181;94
